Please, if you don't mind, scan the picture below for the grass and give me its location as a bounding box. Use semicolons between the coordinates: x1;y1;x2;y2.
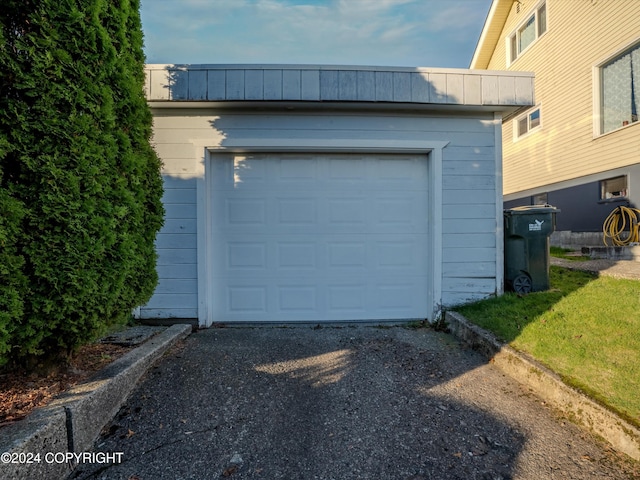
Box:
549;246;591;261
454;266;640;427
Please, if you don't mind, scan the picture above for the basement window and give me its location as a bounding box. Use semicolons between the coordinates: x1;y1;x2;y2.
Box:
532;192;548;205
600;176;628;200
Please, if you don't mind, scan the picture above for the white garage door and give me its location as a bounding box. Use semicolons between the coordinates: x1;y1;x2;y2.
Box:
210;152;430;322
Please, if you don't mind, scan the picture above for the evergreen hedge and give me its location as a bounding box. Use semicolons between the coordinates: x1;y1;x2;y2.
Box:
0;0;164;366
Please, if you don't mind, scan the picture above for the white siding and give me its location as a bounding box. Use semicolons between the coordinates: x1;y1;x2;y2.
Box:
141;110;501;319
142;173;198;318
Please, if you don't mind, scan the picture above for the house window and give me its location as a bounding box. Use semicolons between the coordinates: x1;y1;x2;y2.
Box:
599;41;640;134
514;106;542;139
600;176;628;200
508;2;547;64
532;193;548;205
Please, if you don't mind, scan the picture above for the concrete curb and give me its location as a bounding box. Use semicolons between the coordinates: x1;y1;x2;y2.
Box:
0;324;192;480
445;311;640;461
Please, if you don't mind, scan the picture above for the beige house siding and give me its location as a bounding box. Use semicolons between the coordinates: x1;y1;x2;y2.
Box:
483;0;640;196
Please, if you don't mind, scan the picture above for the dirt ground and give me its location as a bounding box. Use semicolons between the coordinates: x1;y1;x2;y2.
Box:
0;343;132;428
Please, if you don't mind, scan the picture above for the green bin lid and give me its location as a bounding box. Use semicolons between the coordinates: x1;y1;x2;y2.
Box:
504;205;560;215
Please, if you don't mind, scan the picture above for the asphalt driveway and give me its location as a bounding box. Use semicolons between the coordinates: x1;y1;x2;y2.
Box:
71;325;637;480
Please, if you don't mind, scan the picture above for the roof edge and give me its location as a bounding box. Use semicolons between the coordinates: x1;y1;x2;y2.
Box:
470;0;514;70
144;64;534;109
145;63;532;76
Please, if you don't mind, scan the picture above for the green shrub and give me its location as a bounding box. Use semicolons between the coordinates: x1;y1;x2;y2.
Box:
0;175;26;365
0;0;163;366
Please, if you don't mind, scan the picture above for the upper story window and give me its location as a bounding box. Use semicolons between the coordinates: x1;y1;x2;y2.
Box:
514;105;542;139
508;2;547;65
599;40;640;134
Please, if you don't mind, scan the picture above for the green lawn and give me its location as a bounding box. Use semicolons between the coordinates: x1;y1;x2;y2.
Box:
454;266;640;427
549;246;591;261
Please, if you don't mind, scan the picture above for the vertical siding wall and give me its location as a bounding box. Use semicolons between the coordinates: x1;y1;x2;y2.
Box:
140;110;499;319
486;0;640;196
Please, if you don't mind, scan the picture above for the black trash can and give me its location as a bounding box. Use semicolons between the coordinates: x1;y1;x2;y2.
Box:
504;205;559;293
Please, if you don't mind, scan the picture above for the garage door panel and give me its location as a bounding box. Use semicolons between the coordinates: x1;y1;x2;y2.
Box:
277;198;318;225
216;235;427;275
224;198;267;225
278;285;318;312
328;241;367;269
328;198;368;225
373;157;422;181
276;157;319;182
227;242;267;270
216;278;428;322
376;240;419;269
375;283;420;311
215;153;429;189
210;152;430;322
213;155;268;189
217;192;428;234
375;197;419;227
327;284;366;313
218;280;323;320
328;157;368;182
227;286;268;313
277;242;318;269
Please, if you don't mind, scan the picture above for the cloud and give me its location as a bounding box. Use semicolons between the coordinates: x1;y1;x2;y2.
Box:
140;0;492;67
425;4;489;32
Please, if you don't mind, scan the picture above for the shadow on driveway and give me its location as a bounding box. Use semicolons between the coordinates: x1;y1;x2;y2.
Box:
72;325;636;480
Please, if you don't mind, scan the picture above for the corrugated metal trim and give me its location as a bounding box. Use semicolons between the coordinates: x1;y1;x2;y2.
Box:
145;64;533;109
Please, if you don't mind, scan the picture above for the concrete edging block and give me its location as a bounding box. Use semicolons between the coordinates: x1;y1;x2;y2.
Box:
0;324;192;480
0;408;71;480
62;324;191;453
445;311;640;461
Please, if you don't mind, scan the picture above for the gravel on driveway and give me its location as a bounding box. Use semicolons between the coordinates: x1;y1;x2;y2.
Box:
71;325;639;480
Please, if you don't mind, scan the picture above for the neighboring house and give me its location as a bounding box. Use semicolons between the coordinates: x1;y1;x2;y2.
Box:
140;64;533;326
471;0;640;242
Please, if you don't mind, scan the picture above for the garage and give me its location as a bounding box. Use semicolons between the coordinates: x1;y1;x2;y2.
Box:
209;152;430;322
140;64;535;326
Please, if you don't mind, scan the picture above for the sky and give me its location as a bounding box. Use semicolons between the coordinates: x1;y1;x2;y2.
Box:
139;0;493;69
